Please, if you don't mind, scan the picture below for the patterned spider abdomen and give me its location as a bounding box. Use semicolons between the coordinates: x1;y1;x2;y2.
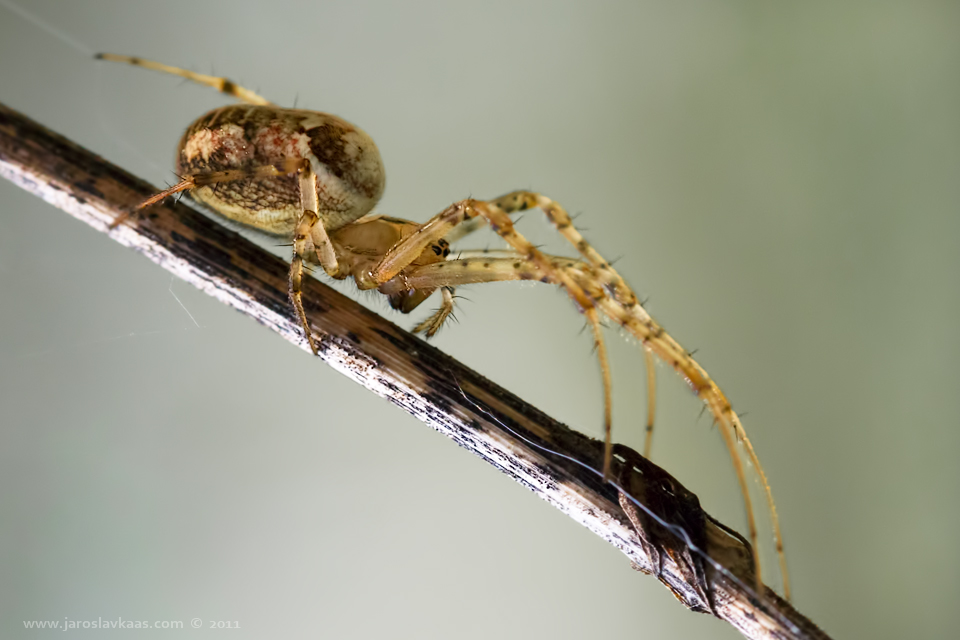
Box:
176;105;385;235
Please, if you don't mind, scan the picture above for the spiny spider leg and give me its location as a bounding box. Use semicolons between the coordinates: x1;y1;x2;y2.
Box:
290;166;329;356
95;53;273;105
493;192;788;597
110;158;312;229
591;293;786;595
389;254;590;335
364;198;618;478
367;193;785;595
411;286;455;337
131;158;335;356
393;255;589;289
489;206;776;595
138;158;308;208
491;192;662;459
365;195;636;480
643;350;657;458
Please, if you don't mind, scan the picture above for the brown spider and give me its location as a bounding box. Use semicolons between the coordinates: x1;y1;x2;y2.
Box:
96;53;789;598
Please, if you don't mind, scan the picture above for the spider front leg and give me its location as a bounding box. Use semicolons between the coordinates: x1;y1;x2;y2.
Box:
365;199;618;478
380;253;587;336
373;193;651;477
406;252;597;337
364;194;788;596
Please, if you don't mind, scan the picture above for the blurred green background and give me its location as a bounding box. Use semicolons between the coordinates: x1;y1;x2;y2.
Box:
1;1;958;638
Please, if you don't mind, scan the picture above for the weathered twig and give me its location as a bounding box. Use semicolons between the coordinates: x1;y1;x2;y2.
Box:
0;101;832;640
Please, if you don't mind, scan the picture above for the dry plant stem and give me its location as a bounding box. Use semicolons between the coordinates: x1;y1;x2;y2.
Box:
0;101;830;640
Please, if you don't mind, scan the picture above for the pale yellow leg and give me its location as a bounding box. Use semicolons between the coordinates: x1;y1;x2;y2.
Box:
290;204;320;355
462;201;620;479
119;157;331;357
96;53;273;105
643;349;657;459
397;256;592;336
363;190;789;597
491;190;789;598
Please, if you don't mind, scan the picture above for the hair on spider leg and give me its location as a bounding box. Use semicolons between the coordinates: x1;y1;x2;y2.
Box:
174;77;195;94
583;325;608;355
697;404;710;423
576;321;591;338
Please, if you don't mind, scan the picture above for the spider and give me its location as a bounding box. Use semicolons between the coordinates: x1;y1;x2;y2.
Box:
96;53;789;598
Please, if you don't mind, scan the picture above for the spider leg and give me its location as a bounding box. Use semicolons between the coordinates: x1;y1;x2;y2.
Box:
289;165;338;356
363;194;787;596
128;158;336;356
368;199;545;285
387;249;614;475
366;194;647;481
385;255;587;336
411;287;456;337
95;53;274;105
468;204;617;477
392;255;588;290
440;215;488;244
133;158;308;209
450;249;531;260
453;202;619;478
297;169;341;278
488;192;664;456
591;294;782;595
366;199;619;481
643;349;657;459
489;191;639;307
128;158;342;277
493;191;788;598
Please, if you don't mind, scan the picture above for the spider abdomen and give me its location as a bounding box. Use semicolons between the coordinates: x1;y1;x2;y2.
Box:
176;105;385;235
